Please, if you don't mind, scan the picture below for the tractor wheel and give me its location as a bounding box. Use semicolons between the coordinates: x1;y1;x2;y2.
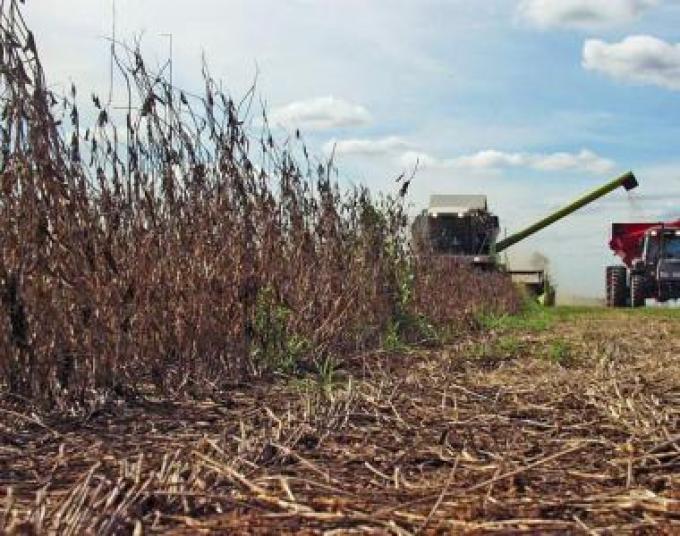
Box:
630;274;646;308
606;266;627;307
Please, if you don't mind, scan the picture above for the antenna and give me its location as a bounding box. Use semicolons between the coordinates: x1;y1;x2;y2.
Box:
107;0;116;106
159;33;173;92
159;32;173;145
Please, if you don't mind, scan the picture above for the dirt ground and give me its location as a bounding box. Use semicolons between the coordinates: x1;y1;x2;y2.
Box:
2;307;680;535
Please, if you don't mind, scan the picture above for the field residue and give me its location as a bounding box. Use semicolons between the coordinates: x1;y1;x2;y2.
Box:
3;307;680;534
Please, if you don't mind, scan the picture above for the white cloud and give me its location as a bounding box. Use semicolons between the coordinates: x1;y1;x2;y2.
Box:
324;136;411;156
531;149;615;173
518;0;657;29
452;150;527;169
269;96;371;131
583;35;680;90
399;148;615;174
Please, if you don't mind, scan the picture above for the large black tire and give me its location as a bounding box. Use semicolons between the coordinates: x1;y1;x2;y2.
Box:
630;274;646;308
606;266;627;307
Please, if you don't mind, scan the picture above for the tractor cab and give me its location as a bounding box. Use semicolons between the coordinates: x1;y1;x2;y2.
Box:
641;227;680;289
642;228;680;262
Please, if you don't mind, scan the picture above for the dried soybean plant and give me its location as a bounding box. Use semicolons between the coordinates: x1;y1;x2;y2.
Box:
0;0;519;410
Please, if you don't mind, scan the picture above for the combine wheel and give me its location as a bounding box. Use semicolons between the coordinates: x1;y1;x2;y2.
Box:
606;266;627;307
630;274;646;308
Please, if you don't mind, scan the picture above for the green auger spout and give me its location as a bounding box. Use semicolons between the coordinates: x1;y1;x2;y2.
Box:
495;171;638;253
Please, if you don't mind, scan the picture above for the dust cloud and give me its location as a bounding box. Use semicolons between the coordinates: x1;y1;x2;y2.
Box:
506;250;551;272
529;251;549;272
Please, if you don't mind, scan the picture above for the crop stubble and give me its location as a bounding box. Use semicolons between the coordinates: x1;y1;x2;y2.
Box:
2;309;680;534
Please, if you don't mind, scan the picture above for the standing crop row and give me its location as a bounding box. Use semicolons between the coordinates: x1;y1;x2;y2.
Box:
0;0;520;409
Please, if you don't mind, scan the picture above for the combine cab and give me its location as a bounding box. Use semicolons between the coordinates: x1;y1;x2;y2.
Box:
607;221;680;307
411;195;499;267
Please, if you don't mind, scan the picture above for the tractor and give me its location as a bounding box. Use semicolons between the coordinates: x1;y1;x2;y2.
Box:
607;221;680;307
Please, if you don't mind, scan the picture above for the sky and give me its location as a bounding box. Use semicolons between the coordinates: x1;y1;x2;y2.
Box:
21;0;680;297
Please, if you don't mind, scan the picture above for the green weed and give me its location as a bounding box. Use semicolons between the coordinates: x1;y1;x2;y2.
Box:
468;334;523;363
383;321;408;353
545;339;573;365
495;335;522;356
252;286;310;373
478;301;552;333
382;260;441;351
315;355;340;398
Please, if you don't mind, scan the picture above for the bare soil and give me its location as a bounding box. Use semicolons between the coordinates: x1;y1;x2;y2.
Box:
3;307;680;535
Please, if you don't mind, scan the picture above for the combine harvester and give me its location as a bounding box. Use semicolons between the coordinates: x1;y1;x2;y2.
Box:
607;219;680;307
413;171;639;304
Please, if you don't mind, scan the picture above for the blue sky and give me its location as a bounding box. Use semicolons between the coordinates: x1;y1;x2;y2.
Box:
23;0;680;297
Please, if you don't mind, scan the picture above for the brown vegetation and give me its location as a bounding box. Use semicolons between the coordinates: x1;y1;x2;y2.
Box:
0;1;518;411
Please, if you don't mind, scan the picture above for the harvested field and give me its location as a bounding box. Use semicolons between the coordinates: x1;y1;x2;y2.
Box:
3;307;680;534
